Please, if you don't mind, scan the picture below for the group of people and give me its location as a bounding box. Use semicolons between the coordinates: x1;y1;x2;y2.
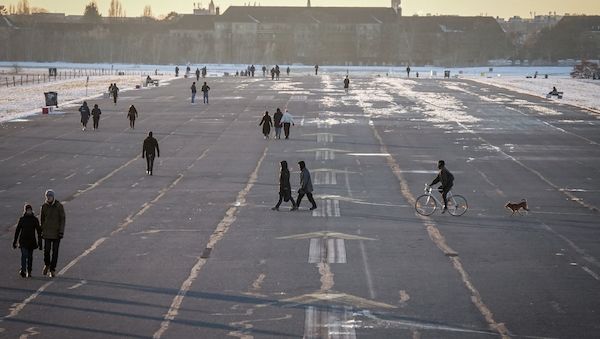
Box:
12;190;65;278
108;83;119;105
259;108;295;139
190;81;211;104
78;101;102;131
272;160;318;211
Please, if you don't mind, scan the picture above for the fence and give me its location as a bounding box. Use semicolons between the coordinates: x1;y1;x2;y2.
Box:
2;69;149;88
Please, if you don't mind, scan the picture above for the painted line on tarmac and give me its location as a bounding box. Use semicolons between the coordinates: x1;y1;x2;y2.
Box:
309;238;346;263
371;125;511;338
152;147;268;339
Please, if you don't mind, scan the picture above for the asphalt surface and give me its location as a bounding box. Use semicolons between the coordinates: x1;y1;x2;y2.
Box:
0;73;599;339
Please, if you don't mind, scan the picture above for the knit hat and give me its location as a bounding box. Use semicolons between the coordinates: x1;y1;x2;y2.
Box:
45;189;55;197
24;204;33;212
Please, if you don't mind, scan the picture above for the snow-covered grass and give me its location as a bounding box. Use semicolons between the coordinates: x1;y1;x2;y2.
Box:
467;75;600;114
0;74;175;123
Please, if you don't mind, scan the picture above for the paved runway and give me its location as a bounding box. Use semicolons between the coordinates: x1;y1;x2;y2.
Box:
0;73;599;338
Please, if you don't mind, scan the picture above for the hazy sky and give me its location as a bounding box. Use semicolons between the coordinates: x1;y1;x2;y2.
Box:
5;0;600;18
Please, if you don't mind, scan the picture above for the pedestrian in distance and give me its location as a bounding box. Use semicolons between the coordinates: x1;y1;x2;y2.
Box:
191;82;197;104
108;83;114;98
13;204;42;278
275;65;280;80
315;64;319;75
262;65;267;77
79;101;91;131
429;160;455;213
296;161;317;211
286;66;290;76
272;161;297;211
406;65;411;78
142;131;160;175
343;75;350;93
273;108;283;139
271;68;275;81
112;84;119;105
281;109;295;139
202;66;207;78
91;104;101;130
195;68;200;81
201;82;211;104
40;189;65;278
259;111;273;139
175;66;180;77
127;105;138;129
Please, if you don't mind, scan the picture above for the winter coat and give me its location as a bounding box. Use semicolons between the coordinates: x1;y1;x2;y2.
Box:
279;169;292;200
40;200;66;240
79;105;91;123
128;106;138;120
300;168;314;193
13;213;42;249
201;85;210;93
191;84;197;93
431;167;454;189
281;112;295;124
273;111;283;128
259;115;272;135
112;86;119;97
143;136;160;157
91;107;101;120
344;78;350;88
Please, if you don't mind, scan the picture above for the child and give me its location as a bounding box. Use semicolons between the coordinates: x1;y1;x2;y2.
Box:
13;204;42;278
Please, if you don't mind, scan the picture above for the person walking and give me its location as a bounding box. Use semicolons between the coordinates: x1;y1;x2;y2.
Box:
262;65;267;77
195;68;200;81
315;64;319;75
13;204;42;278
295;161;317;211
273;108;283;139
406;65;411;78
142;131;160;175
281;109;295;139
286;66;290;76
108;83;114;98
112;84;119;105
201;82;211;104
79;101;91;131
91;104;101;130
127;105;138;129
175;66;180;77
259;111;273;139
272;161;297;211
40;189;65;278
191;82;197;104
343;76;350;94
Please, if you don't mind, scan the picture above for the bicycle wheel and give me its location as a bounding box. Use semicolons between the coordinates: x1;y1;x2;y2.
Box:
448;195;468;216
415;194;437;216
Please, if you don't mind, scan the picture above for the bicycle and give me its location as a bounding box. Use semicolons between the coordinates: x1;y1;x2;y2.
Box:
415;184;468;216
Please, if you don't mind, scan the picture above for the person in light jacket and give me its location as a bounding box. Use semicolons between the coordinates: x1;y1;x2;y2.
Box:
295;161;317;211
281;109;295;139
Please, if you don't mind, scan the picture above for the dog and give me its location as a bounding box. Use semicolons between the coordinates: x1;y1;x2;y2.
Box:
505;199;530;216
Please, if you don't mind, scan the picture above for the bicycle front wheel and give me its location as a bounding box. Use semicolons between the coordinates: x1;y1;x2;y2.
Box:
415;195;437;216
448;195;468;216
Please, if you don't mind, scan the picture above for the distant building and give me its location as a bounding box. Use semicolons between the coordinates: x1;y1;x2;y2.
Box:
193;1;219;16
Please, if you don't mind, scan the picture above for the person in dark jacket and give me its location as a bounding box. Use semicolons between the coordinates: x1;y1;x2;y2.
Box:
40;189;65;278
112;84;119;105
195;68;200;81
201;82;210;104
272;161;297;211
429;160;454;213
142;131;160;175
295;161;317;210
127;105;138;129
286;66;290;76
13;204;42;278
343;76;350;93
259;111;273;139
91;104;101;130
79;101;91;131
191;82;197;103
273;108;283;139
315;64;319;75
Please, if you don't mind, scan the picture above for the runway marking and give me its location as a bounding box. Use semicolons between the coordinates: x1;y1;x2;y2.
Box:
278;231;375;241
67;280;87;290
316;149;335;160
18;326;40;338
69;156;139;200
371;125;511;338
309;238;346;263
152;147;268;339
314;171;337;185
64;172;76;180
304;306;356;339
538;220;600;270
312;199;340;218
256;95;274;101
290;95;308;101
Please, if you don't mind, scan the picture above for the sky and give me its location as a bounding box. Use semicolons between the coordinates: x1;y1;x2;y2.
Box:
3;0;600;18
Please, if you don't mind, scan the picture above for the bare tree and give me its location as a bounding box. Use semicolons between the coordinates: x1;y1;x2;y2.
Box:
83;1;102;23
142;5;153;18
16;0;30;15
108;0;124;18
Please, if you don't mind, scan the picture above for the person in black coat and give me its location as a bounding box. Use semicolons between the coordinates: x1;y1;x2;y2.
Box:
429;160;454;213
91;104;101;130
13;204;42;278
272;161;297;211
259;111;273;139
79;101;91;131
273;108;283;139
142;131;160;175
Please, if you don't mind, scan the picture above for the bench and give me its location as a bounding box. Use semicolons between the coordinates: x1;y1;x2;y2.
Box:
546;92;563;99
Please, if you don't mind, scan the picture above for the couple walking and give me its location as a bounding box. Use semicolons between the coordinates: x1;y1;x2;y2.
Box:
272;161;317;211
259;108;295;139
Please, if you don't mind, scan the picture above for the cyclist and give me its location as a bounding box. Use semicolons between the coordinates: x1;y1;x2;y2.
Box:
429;160;454;213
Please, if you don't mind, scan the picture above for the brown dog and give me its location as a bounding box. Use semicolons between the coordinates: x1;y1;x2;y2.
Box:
505;199;529;216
